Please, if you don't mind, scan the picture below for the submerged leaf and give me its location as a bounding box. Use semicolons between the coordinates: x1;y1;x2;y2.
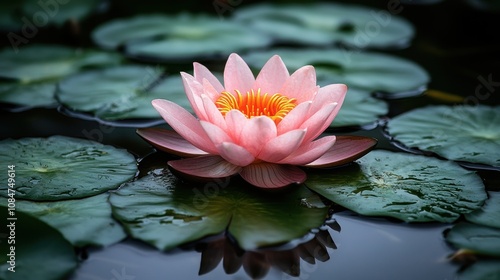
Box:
0;136;137;201
109;167;327;250
387;105;500;168
306;150;487;223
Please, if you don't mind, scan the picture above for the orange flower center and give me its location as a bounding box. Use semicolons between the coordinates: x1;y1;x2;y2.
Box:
215;89;297;125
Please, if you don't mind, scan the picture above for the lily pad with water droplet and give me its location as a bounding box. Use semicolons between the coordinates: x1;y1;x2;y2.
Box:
446;222;500;258
92;14;272;62
306;150;487;223
465;191;500;229
243;48;429;96
109;168;327;251
0;193;126;247
0;136;137;201
0;206;78;280
57;65;192;122
332;88;388;128
386;105;500;169
234;3;414;49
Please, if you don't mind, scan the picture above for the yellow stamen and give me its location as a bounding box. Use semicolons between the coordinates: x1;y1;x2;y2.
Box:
215;89;297;125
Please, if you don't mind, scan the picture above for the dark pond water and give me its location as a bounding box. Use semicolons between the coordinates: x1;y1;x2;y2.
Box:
70;212;457;280
1;0;499;279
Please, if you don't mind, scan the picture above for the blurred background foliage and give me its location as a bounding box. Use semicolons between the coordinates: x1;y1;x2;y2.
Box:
1;0;498;105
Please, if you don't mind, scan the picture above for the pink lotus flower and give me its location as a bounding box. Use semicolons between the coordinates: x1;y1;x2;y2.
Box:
138;53;376;188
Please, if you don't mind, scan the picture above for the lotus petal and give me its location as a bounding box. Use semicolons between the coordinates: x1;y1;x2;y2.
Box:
194;62;224;93
168;156;241;179
152;99;218;154
306;136;377;168
137;128;208;157
240;163;307;189
254;55;289;94
224;53;255;94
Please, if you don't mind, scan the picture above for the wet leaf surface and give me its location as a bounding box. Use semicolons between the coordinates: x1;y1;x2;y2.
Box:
109;168;328;250
306;150;487;223
0;193;126;247
386;105;500;168
0;136;137;201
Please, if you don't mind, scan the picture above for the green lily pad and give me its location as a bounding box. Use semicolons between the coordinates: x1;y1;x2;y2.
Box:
332;88;388;128
243;48;429;96
0;193;126;247
92;14;272;62
234;3;414;49
446;222;500;257
0;45;122;109
465;191;500;229
57;65;192;121
91;14;172;49
386;105;500;168
0;206;78;279
0;81;57;109
21;0;102;27
109;168;327;251
306;150;487;223
0;136;137;201
458;260;500;280
0;44;122;83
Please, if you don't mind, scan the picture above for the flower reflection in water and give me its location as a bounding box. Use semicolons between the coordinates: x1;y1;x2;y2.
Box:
194;220;340;279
